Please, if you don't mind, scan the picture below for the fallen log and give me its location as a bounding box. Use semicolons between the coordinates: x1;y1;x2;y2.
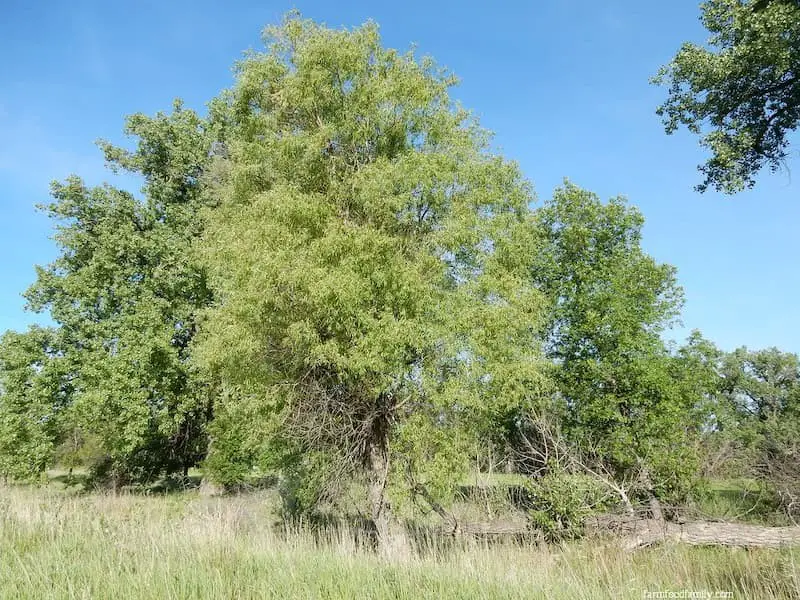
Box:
586;515;800;550
455;520;531;536
417;514;800;550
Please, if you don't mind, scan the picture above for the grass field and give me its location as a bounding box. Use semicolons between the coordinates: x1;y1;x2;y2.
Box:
0;484;797;599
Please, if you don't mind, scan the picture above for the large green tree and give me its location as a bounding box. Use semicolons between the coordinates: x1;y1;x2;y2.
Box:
654;0;800;193
9;103;215;484
529;183;704;510
196;15;549;542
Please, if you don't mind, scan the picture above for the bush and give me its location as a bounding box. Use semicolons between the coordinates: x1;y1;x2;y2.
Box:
526;473;608;541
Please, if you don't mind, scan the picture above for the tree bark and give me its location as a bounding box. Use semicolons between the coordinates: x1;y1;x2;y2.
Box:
198;437;224;497
648;493;664;522
640;467;664;521
367;428;391;553
412;483;459;532
424;516;800;551
586;515;800;550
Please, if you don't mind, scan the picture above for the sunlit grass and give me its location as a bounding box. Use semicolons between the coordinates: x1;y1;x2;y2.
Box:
0;485;797;599
691;478;789;525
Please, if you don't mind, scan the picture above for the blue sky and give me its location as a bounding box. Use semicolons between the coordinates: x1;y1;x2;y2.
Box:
1;0;798;353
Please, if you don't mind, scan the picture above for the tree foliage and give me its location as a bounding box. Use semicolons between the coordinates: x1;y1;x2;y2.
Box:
0;327;68;481
717;347;800;516
3;104;215;484
529;184;705;503
654;0;800;193
0;12;795;538
196;15;549;534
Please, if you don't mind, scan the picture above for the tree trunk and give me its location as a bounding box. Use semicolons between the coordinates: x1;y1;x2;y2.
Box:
586;516;800;550
367;429;391;553
198;477;224;497
198;437;224;497
640;467;664;521
404;516;800;550
615;485;635;517
412;483;459;532
648;493;664;521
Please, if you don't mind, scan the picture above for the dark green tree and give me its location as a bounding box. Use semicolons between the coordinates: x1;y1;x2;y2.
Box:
0;327;70;481
13;103;215;485
529;183;703;511
654;0;800;193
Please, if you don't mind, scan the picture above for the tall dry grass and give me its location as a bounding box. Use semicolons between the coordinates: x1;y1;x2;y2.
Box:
0;484;797;599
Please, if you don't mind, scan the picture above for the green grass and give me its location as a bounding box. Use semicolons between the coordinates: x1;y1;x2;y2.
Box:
0;485;798;599
692;478;789;525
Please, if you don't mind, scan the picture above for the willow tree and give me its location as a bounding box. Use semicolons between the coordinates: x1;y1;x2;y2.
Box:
197;15;548;542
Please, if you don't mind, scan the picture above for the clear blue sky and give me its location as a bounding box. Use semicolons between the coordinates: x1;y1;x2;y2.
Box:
1;1;798;353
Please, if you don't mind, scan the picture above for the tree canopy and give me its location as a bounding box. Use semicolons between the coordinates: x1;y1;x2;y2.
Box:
196;16;549;539
14;104;215;485
0;12;796;542
654;0;800;193
529;184;703;505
